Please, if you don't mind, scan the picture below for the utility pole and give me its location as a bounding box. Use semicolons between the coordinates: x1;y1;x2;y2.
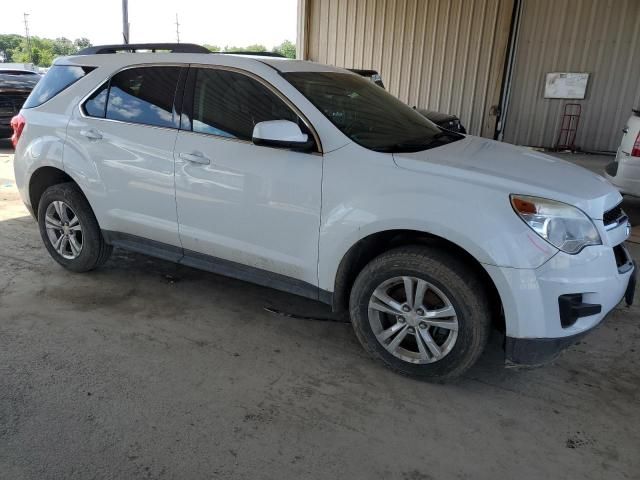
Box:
122;0;130;44
175;13;180;43
23;13;33;64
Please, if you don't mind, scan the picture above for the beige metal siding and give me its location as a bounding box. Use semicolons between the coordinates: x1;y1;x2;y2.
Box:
303;0;515;137
503;0;640;152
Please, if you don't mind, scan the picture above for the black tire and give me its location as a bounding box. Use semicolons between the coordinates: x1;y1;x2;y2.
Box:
349;246;491;381
37;182;112;272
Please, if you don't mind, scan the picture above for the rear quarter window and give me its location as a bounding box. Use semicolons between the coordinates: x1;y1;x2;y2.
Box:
23;65;94;109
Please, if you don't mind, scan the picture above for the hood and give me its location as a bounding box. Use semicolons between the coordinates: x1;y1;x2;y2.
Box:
393;136;621;220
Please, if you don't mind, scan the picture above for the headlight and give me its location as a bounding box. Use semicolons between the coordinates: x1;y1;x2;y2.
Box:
510;195;602;254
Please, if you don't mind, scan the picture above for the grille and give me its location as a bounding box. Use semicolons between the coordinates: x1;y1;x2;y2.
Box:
0;92;29;117
603;204;624;226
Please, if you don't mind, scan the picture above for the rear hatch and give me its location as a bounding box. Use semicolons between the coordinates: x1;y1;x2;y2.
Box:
0;73;39;131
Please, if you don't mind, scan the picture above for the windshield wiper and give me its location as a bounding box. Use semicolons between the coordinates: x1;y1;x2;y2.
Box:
376;132;455;153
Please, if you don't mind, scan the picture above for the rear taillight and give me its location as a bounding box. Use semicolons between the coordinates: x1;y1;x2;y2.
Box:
10;113;25;149
632;131;640;157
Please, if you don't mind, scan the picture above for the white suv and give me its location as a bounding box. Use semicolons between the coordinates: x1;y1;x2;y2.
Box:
12;43;635;380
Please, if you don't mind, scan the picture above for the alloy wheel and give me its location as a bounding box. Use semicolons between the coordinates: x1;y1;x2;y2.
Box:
368;276;459;364
44;201;84;260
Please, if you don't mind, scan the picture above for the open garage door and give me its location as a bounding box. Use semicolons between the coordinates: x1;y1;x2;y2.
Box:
298;0;515;138
501;0;640;152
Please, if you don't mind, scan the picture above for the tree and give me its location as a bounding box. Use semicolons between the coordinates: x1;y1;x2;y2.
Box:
11;37;54;66
223;44;267;52
74;37;91;50
5;35;92;67
203;44;221;52
272;40;296;59
52;37;76;57
0;34;24;62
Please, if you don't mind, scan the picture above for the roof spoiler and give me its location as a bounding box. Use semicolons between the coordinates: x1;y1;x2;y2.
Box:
77;43;211;55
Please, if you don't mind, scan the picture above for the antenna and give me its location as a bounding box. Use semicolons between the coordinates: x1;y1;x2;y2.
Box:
175;13;180;43
23;13;33;64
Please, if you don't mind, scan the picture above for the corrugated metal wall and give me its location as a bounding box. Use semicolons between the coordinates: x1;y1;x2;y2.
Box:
302;0;515;137
503;0;640;152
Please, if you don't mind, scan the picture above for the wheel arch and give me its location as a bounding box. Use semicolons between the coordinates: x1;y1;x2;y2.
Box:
29;166;85;219
331;229;504;330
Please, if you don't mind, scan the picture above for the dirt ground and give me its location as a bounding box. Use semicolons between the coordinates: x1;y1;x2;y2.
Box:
1;140;639;479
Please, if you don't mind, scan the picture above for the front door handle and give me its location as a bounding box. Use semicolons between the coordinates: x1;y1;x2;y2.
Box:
179;151;210;165
80;128;103;140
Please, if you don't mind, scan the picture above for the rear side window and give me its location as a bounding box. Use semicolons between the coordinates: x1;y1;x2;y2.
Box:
105;66;181;128
187;68;299;140
23;65;93;108
83;81;109;118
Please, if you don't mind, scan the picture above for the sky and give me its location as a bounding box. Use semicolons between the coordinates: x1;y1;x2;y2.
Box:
1;0;298;49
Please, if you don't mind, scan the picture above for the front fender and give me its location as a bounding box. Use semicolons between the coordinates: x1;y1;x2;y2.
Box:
318;143;557;291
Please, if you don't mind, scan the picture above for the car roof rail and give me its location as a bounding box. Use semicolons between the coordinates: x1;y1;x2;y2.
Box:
76;43;211;55
215;51;286;58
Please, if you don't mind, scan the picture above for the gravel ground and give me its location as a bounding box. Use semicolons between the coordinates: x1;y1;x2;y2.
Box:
1;141;639;479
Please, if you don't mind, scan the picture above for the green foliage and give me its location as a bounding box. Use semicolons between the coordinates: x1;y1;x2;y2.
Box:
223;44;267;53
205;41;296;57
0;34;23;62
74;38;91;50
0;34;297;65
272;40;296;59
0;34;93;67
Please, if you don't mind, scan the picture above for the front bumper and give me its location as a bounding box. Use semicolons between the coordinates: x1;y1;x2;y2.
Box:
505;262;634;365
484;238;635;365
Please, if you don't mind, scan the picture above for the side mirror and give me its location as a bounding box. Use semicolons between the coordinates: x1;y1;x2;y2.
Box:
252;120;315;152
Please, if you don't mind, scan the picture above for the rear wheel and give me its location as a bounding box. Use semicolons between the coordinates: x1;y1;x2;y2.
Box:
349;246;491;380
38;183;112;272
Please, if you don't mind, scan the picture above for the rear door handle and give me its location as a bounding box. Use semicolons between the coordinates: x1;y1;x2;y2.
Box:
623;126;629;134
80;128;103;140
179;151;210;165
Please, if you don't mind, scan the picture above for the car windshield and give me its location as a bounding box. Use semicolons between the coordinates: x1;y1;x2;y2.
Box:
283;71;463;153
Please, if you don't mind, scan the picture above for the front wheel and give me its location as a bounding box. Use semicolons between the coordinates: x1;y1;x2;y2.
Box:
349;246;491;380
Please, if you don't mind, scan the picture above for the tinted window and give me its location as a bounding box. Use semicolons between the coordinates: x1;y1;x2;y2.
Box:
83;81;109;118
23;65;92;108
190;68;298;140
106;66;180;128
284;71;462;153
0;70;39;76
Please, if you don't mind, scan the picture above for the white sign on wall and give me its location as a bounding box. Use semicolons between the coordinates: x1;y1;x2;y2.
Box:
544;72;589;99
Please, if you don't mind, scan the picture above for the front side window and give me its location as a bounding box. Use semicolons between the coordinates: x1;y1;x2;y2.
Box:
188;68;299;140
23;65;93;109
283;71;463;153
105;66;181;128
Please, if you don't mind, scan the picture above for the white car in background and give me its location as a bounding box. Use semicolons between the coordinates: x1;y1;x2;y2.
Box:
11;43;636;380
605;109;640;196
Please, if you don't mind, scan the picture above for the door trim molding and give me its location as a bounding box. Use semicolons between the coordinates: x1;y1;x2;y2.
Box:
102;230;332;304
